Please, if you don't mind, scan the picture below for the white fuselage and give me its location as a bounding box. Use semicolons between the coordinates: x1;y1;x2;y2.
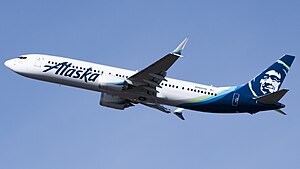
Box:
5;54;231;108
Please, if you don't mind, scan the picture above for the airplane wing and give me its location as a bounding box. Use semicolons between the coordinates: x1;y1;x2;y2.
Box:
126;38;188;95
141;102;185;120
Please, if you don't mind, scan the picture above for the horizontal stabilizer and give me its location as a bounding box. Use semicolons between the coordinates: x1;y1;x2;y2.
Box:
255;89;289;104
275;109;287;115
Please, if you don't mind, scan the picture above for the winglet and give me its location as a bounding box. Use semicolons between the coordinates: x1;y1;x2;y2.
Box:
174;108;185;120
172;37;189;55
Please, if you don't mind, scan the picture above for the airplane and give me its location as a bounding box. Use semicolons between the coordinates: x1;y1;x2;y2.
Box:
4;38;295;120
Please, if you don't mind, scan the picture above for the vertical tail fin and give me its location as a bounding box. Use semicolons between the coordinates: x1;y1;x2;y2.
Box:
247;54;295;97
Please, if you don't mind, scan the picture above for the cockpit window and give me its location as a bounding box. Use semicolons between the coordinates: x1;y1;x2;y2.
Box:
18;56;27;59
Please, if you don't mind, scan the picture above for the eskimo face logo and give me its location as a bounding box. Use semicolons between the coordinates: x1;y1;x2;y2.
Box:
260;70;281;94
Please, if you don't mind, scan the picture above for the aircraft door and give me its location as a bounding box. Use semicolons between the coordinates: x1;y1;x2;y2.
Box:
34;55;43;67
232;93;240;107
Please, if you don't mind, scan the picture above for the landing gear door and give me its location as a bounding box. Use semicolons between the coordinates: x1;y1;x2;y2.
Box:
34;55;43;67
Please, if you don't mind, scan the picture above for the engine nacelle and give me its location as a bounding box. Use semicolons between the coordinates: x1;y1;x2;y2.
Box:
100;93;134;110
98;74;126;92
99;83;124;92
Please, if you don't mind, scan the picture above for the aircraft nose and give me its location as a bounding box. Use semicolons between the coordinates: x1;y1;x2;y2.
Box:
4;59;15;70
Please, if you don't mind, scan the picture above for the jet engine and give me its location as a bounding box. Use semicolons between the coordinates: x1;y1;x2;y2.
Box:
98;74;127;92
100;93;134;110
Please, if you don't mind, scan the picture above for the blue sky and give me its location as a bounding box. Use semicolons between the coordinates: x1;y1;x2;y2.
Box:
1;0;299;169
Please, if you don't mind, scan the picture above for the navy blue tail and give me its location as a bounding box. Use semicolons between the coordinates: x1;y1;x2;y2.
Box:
246;54;295;97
